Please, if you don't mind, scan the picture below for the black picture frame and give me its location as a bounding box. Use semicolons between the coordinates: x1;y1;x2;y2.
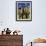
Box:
16;1;32;21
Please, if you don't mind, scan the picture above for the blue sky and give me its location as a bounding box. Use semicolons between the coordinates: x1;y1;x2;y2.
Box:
17;1;32;8
18;3;30;8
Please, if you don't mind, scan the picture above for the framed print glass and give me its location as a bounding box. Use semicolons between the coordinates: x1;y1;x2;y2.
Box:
16;1;32;21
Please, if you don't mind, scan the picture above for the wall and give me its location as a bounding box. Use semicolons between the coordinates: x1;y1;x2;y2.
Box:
0;0;46;45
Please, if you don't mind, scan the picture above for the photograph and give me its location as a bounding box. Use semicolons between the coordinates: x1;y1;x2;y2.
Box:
16;1;32;21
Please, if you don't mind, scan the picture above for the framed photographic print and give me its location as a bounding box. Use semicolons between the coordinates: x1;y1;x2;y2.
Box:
16;1;32;21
